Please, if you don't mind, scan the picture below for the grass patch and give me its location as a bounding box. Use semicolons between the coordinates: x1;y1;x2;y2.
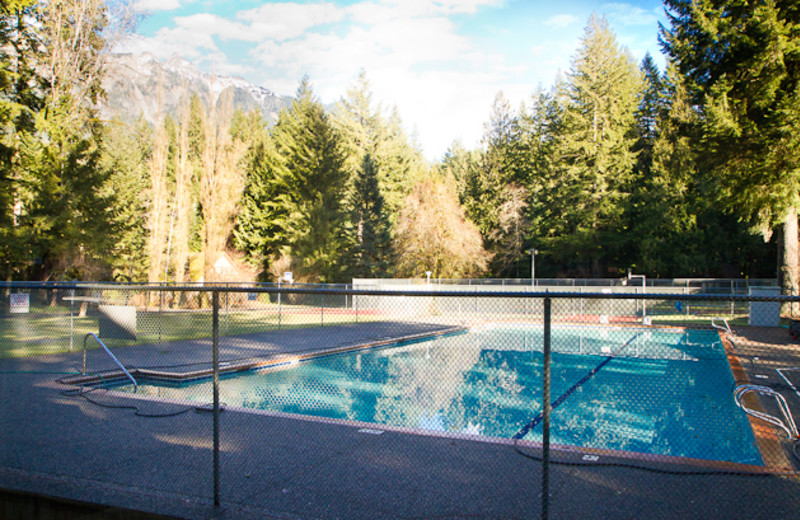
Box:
0;305;382;359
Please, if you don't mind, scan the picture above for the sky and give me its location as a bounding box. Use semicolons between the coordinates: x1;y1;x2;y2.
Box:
122;0;669;161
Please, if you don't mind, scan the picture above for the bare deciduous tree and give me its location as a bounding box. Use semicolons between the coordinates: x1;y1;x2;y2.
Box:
170;89;193;284
393;178;490;279
146;76;169;285
199;89;246;282
41;0;137;123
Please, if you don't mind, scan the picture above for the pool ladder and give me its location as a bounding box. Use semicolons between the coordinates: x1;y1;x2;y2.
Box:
733;384;798;438
711;317;732;334
83;333;138;387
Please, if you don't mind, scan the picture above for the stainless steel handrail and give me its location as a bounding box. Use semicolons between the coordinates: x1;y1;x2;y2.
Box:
734;384;798;438
83;333;137;387
711;317;732;334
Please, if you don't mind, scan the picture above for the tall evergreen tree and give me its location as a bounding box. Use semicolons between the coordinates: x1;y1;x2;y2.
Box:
3;0;129;280
100;118;151;282
662;0;800;303
349;153;393;277
233;124;285;274
512;87;559;277
468;92;517;241
333;71;426;229
238;78;348;282
543;14;643;276
0;0;44;279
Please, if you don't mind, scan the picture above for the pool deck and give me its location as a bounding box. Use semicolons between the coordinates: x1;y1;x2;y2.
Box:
1;321;800;519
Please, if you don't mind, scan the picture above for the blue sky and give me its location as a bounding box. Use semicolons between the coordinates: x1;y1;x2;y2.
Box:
125;0;669;160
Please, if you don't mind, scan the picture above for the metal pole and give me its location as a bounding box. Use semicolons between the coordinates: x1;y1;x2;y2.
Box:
526;249;537;287
159;290;163;342
542;295;551;520
321;293;324;326
69;290;74;352
277;280;282;329
212;290;221;507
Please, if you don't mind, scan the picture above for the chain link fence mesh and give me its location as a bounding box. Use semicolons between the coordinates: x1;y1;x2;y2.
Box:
1;282;799;519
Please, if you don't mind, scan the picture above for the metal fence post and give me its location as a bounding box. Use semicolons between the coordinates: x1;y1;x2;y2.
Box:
159;290;163;342
542;294;551;520
69;289;74;352
212;290;221;508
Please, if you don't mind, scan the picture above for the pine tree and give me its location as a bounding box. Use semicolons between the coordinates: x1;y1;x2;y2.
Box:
332;71;426;237
233;121;285;274
277;79;347;282
470;92;517;241
238;78;348;282
349;153;393;277
99;118;151;282
0;0;44;279
3;0;133;280
440;140;481;210
544;14;643;276
662;0;800;304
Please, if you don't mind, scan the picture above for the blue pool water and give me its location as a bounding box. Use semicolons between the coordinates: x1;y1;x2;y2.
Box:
121;325;762;465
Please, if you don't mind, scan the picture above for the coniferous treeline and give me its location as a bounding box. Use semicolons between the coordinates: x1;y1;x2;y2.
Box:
446;14;779;280
2;3;795;288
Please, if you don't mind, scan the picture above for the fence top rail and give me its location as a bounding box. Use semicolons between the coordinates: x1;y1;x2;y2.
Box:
354;277;778;287
0;282;797;302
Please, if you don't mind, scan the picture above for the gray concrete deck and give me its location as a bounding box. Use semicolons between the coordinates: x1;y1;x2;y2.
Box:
1;321;799;519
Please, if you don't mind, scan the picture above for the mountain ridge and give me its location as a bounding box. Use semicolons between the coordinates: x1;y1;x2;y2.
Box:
100;52;295;126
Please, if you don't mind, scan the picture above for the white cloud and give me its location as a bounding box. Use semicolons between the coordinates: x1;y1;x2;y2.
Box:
135;0;181;12
374;68;533;159
249;13;476;92
544;14;577;28
241;4;506;158
237;2;345;41
116;26;217;61
126;0;666;159
434;0;505;14
602;3;660;26
203;52;256;78
174;13;259;42
349;0;503;24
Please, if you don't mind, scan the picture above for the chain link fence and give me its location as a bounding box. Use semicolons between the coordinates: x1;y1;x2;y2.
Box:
1;282;799;519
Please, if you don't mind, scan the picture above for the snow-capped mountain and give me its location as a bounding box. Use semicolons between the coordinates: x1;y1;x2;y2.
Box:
100;52;294;126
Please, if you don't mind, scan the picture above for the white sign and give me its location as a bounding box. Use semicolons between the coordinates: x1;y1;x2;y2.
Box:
10;293;30;314
283;272;293;283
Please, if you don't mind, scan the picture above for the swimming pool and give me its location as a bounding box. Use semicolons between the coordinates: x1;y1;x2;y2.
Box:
116;325;762;465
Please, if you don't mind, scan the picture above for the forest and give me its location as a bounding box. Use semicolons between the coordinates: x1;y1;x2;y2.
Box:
1;1;798;297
